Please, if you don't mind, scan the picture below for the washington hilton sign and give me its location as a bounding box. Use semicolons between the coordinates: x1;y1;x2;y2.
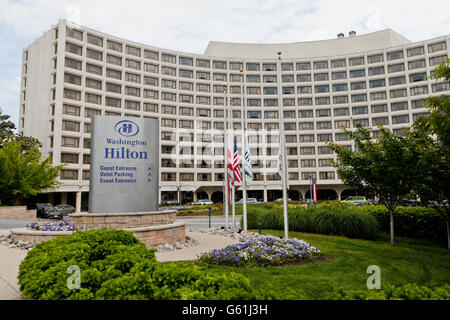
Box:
89;117;159;213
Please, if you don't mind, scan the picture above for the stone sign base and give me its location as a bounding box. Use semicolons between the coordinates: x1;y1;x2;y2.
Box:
10;228;73;244
0;206;36;220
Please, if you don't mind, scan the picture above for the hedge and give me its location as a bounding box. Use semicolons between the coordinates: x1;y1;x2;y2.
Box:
18;229;277;300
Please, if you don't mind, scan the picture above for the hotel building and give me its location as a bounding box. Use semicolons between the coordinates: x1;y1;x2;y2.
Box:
18;19;450;211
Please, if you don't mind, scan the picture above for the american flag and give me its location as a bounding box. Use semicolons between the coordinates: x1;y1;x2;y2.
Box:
233;136;242;183
311;178;317;202
227;136;234;203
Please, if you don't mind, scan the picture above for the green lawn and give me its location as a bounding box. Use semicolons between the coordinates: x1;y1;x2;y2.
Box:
186;230;450;299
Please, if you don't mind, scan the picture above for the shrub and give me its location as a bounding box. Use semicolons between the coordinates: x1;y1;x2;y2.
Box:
197;237;321;267
327;284;450;300
18;229;271;300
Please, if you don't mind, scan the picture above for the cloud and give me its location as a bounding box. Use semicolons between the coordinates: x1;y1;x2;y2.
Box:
0;0;449;126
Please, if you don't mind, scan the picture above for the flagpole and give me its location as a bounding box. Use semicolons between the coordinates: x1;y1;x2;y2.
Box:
240;67;248;232
230;98;236;230
223;84;229;229
277;50;289;239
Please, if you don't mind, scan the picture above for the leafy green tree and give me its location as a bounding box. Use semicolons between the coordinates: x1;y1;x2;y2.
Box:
0;140;63;205
0;108;15;145
411;59;450;249
328;123;421;246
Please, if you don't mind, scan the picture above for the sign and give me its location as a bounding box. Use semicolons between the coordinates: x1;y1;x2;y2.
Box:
89;117;159;213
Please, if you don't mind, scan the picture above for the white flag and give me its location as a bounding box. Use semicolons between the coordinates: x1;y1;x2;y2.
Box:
244;132;252;185
276;146;283;175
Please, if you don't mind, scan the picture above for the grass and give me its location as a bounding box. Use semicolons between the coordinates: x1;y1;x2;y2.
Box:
185;229;450;299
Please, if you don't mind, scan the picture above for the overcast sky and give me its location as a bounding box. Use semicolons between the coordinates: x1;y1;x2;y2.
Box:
1;0;449;126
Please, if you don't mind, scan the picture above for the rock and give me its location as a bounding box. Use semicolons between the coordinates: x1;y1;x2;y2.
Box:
175;242;183;249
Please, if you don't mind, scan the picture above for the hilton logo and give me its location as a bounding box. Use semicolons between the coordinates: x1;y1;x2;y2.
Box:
115;120;139;137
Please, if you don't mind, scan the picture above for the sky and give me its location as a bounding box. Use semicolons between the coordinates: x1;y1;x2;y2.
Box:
0;0;449;127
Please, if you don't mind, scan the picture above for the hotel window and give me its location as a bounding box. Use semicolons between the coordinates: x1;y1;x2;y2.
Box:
126;45;141;57
281;63;294;71
230;74;243;82
299;110;313;118
86;78;102;90
197;108;210;117
368;54;384;64
63;104;80;116
369;66;385;76
61;136;79;148
391;101;408;111
387;50;403;61
407;46;424;57
161;92;175;102
349;57;364;66
432;82;450;93
351;81;366;90
313;61;328;69
248;111;261;119
314;85;330;95
144;103;158;113
85;93;102;104
105;97;121;108
331;59;346;68
65;57;82;70
62;120;80;132
126;59;140;70
144;63;158;73
61;169;78;180
314;73;328;81
264;87;278;95
389;76;406;86
302;172;317;180
428;41;446;53
213;97;224;105
179;120;193;129
283;98;295;106
409;72;427;83
315;97;330;105
263;75;277;83
213;61;227;69
352;106;368;115
197;59;210;68
317;133;332;142
196;71;210;80
64;73;81;85
335;120;350;129
285;135;297;143
297;86;312;94
179;69;193;78
284;122;296;131
247;87;260;95
248;123;262;131
350;69;365;78
161;173;177;182
144;50;159;60
106;82;121;94
86;63;102;75
297;74;311;82
388;63;405;73
370;79;385;88
351;94;367;103
180;94;193;103
332;71;347;80
408;59;426;70
162;53;176;63
66;42;82;55
161;132;175;142
334;108;349;117
107;40;122;52
82;170;90;180
106;68;121;80
333;95;348;104
429;55;448;66
296;62;310;70
125;73;140;83
162;66;176;76
161;79;176;89
264;111;278;119
298;98;312;107
107;54;122;66
84;108;101;118
335;132;350;141
231;86;241;94
371;104;388;113
232;110;241;119
263;63;276;71
196;83;210;92
316;109;331;117
84;123;91;133
87;34;103;47
370;91;387;101
213;109;224;118
144;76;158;86
66;28;83;41
83;139;91;149
246;63;260;71
372;117;389;126
196;96;210;105
83;154;90;165
264;99;278;107
319;159;333;167
317;121;332;130
299;122;314;131
411;99;425;109
320;172;335;180
64;88;81;101
392;114;409;124
125;86;140;97
282;75;294;83
300;147;316;156
214;122;225;130
213;73;227;81
180;82;193;91
354;119;369;127
299;134;314;143
410;85;428;96
413;113;430;121
125;100;140;111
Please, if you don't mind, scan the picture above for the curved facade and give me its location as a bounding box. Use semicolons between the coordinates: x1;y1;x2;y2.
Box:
19;19;450;210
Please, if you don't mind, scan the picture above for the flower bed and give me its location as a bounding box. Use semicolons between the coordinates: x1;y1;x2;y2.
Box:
197;236;321;267
26;221;86;232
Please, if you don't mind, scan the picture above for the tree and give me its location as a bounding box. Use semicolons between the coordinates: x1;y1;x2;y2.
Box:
328;123;421;246
0;140;63;205
0;107;15;145
411;59;450;249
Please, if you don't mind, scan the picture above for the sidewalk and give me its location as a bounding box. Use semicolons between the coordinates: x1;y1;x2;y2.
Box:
0;230;238;300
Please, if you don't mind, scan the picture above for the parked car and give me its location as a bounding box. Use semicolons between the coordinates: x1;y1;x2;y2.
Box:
194;199;213;205
238;198;260;204
35;203;63;219
160;200;179;206
273;198;293;202
341;196;370;206
54;204;75;215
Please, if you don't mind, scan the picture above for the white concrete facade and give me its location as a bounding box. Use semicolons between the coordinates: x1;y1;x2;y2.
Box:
18;19;450;209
